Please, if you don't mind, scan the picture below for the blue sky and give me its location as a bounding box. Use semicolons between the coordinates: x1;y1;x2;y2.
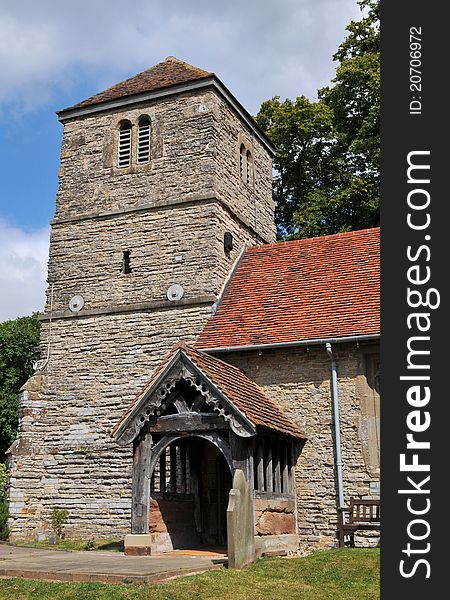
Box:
0;0;361;321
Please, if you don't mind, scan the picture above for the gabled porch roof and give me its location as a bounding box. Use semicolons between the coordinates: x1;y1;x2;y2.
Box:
112;342;306;445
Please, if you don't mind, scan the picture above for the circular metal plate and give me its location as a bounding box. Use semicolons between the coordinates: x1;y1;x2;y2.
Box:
68;295;85;312
166;284;184;302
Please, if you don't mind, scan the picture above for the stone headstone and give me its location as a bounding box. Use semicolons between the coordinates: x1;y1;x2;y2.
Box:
227;469;255;569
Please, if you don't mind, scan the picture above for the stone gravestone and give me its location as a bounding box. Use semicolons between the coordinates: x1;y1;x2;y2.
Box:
227;469;255;569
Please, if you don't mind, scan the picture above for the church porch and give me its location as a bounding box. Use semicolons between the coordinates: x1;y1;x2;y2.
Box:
112;343;306;562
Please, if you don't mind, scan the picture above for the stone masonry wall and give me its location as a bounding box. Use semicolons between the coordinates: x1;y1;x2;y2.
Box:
56;90;216;220
210;93;276;243
220;342;380;547
46;200;261;314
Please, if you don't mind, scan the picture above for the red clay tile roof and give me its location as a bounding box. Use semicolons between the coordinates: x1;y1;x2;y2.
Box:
113;342;305;441
62;57;211;112
196;228;380;349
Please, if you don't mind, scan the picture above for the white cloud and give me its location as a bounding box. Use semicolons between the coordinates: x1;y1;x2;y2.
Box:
0;221;49;322
0;0;361;114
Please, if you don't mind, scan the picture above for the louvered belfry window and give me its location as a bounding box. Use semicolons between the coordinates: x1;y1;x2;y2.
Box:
137;117;151;164
118;122;132;168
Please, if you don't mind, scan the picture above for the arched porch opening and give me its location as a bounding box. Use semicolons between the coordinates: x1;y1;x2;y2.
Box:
149;435;232;552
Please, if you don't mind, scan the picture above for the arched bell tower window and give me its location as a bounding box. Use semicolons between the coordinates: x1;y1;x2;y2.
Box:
137;116;151;164
118;121;132;168
239;144;246;181
246;149;253;186
239;142;254;186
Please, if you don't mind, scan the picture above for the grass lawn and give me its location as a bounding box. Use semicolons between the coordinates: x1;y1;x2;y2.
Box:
0;548;379;600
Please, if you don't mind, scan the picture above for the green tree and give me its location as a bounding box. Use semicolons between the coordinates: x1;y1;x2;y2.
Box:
256;0;380;239
0;313;41;461
320;0;380;229
256;95;337;238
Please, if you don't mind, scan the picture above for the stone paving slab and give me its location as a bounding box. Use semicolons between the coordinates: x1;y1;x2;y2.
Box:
0;543;226;584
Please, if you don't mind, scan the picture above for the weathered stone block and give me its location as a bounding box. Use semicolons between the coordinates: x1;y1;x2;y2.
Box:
254;534;299;558
256;512;295;536
124;534;152;556
254;498;295;513
149;532;174;553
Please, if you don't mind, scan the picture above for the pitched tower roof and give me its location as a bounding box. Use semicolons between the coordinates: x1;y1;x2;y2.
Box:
66;56;211;112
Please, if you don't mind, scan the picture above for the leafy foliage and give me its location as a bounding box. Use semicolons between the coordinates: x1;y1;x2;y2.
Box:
0;463;9;539
0;499;8;540
319;0;380;229
50;508;69;538
256;0;380;239
0;313;41;461
0;462;6;500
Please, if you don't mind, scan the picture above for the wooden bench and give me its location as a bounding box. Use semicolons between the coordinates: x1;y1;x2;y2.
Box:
338;498;380;547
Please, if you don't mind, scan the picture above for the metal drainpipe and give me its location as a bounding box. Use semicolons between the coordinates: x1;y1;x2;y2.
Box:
326;342;345;510
33;283;54;372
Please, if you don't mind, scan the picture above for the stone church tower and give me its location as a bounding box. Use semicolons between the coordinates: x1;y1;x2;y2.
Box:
8;57;276;539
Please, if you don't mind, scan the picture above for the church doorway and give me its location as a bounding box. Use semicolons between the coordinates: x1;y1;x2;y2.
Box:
149;435;232;552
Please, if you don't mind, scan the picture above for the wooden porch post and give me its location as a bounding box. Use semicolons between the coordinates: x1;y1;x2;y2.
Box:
131;429;152;534
229;430;254;490
256;439;265;492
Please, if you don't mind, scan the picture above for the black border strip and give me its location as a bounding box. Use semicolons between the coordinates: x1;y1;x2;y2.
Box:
381;1;448;596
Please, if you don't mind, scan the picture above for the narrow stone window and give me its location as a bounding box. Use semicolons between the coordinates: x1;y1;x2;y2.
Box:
367;355;380;394
122;250;132;274
118;121;132;168
239;143;246;181
240;143;254;186
246;149;253;185
137;117;151;164
224;232;233;253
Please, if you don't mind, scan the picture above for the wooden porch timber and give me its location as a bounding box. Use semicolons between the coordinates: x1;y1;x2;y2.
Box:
229;430;254;489
131;429;152;534
148;413;228;434
147;432;234;480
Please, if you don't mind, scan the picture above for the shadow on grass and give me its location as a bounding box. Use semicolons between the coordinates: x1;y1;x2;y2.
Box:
95;540;124;552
